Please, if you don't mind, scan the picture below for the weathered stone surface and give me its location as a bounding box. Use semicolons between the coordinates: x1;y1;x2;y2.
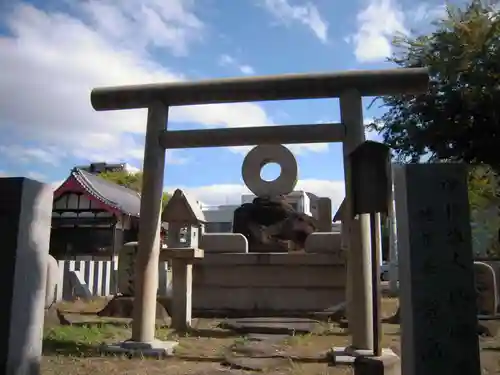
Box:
45;255;60;309
44;306;69;327
190;368;250;375
477;320;499;337
474;262;498;315
97;295;170;322
222;353;289;372
383;307;400;324
220;317;319;335
246;334;289;342
232;196;317;253
231;340;284;357
313;301;347;322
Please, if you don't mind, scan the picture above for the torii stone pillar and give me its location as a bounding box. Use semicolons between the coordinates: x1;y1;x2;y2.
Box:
131;101;168;343
340;89;373;350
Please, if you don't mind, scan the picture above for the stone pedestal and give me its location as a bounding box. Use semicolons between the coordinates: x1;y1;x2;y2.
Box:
329;347;400;375
160;248;204;331
0;178;53;375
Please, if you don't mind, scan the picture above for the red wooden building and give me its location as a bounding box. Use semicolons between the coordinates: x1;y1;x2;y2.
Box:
50;168;148;258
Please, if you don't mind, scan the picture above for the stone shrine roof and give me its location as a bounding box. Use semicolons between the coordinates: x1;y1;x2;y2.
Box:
162;188;206;224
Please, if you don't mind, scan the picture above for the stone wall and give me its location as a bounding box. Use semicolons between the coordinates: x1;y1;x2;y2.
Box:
191;252;346;317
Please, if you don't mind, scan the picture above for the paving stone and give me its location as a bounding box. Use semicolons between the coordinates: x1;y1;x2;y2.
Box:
190;368;251;375
231;340;284;357
246;334;289;342
220;317;318;335
222;353;289;372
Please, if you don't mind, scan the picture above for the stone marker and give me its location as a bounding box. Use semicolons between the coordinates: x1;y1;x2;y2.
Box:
317;197;333;232
0;177;53;375
117;242;139;296
473;261;497;316
394;164;480;375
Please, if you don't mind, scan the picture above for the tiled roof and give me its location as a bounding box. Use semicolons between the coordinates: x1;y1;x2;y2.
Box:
71;168;142;217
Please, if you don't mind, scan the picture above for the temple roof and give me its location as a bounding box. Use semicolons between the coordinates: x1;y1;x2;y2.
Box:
65;168;142;217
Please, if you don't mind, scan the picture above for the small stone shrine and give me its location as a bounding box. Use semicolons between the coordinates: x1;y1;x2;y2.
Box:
160;188;205;331
232;144;317;252
162;188;206;248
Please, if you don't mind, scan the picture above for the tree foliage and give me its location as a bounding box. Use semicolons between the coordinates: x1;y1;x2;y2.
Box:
468;164;500;257
468;164;500;210
98;170;171;207
99;170;143;192
370;0;500;169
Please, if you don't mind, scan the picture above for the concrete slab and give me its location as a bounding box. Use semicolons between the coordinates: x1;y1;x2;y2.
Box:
222;353;289;371
246;333;289;342
100;339;178;358
220;317;319;335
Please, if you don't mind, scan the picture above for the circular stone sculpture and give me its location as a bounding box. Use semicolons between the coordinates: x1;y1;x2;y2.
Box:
242;144;298;197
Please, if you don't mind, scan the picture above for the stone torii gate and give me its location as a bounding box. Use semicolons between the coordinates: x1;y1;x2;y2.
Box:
90;69;429;353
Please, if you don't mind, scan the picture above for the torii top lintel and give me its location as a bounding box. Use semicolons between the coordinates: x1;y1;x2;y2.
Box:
90;68;429;111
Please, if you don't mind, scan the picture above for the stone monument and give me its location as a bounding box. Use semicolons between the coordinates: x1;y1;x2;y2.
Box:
232;144;317;252
394;163;480;375
0;177;53;375
98;241;170;321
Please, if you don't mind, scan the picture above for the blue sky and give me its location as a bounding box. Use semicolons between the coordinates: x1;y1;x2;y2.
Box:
0;0;449;210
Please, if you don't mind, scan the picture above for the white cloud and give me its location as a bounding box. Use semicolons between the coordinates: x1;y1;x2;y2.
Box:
261;0;328;43
218;54;255;75
348;0;448;63
79;0;204;56
239;65;255;75
124;163;141;174
0;1;325;168
349;0;407;63
52;179;65;190
166;178;345;210
0;145;60;166
26;171;47;181
0;2;322;169
411;3;447;24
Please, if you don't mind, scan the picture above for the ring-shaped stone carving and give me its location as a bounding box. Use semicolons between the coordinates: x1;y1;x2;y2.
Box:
242;144;298;196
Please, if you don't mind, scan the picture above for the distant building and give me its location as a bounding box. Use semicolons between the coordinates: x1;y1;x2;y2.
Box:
241;190;319;216
202;204;240;233
202;191;330;234
74;162;134;175
50;167;165;259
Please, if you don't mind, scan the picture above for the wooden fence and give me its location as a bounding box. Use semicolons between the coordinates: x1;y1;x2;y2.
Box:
55;257;170;301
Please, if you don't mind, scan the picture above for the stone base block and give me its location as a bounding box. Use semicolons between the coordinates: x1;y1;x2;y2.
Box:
328;347;400;375
100;339;178;358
